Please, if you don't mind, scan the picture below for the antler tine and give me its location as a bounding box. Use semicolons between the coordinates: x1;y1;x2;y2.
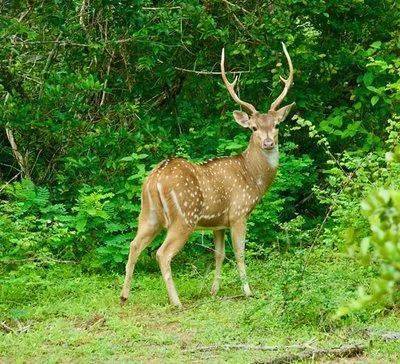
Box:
270;42;294;111
221;48;257;115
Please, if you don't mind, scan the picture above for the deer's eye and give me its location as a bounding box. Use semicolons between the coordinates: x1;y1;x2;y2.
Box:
251;126;258;132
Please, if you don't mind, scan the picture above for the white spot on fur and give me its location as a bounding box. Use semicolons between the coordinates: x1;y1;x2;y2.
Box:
147;188;158;226
157;182;170;226
171;189;190;225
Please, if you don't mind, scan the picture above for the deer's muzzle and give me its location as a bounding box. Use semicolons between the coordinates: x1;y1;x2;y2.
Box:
262;139;275;150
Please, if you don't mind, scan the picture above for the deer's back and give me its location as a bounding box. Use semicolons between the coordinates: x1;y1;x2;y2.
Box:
144;156;262;229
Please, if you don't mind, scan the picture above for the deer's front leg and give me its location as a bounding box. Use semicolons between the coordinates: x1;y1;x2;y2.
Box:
231;220;252;297
210;229;225;296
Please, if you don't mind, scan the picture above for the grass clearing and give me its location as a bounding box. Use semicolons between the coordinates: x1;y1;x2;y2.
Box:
1;248;399;363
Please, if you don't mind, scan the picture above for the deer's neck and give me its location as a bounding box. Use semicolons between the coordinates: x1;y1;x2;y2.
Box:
241;136;279;193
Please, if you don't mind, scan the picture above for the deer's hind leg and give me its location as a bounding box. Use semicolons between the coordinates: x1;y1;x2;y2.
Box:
120;189;161;304
210;229;225;296
156;222;193;307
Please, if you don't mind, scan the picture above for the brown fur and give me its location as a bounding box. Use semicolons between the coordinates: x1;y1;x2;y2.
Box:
120;44;295;307
120;131;284;307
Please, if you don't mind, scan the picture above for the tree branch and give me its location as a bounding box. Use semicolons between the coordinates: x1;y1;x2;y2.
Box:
79;0;88;28
5;126;29;179
187;340;316;353
220;0;250;14
174;67;250;75
260;344;365;364
142;6;181;10
42;33;63;76
100;51;115;106
0;322;14;334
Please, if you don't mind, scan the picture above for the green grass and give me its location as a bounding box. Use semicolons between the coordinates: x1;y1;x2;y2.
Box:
1;248;399;363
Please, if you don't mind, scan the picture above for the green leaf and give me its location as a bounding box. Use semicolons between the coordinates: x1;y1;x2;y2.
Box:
363;72;374;87
360;238;370;256
76;218;87;232
370;41;382;49
366;86;381;94
371;96;379;106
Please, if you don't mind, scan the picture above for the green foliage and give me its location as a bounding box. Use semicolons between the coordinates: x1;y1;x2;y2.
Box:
337;147;400;316
313;115;400;248
0;179;74;265
0;181;134;270
74;190;114;232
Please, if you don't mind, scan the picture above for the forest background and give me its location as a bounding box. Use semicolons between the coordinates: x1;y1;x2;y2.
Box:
1;0;400;362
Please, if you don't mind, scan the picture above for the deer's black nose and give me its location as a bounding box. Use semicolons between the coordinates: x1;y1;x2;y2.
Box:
262;139;275;150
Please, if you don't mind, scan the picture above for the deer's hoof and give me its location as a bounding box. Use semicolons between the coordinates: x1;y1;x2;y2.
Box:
210;286;219;296
243;286;253;297
120;296;128;306
170;301;183;309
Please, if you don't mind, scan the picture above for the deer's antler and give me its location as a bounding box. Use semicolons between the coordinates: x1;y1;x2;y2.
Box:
269;42;294;111
221;48;257;115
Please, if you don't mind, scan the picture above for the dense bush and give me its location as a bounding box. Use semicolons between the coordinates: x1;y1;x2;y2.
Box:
0;179;74;265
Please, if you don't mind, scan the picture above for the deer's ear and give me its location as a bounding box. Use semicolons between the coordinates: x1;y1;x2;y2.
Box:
276;102;295;123
233;110;250;128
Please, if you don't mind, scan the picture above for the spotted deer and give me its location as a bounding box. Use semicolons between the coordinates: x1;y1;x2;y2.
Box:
121;43;295;307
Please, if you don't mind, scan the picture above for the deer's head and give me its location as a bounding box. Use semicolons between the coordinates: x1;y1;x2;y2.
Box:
221;43;295;151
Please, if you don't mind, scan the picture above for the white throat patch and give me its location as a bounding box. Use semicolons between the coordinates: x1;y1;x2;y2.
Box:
263;146;279;169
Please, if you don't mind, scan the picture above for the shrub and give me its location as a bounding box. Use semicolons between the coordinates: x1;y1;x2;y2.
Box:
0;179;74;268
